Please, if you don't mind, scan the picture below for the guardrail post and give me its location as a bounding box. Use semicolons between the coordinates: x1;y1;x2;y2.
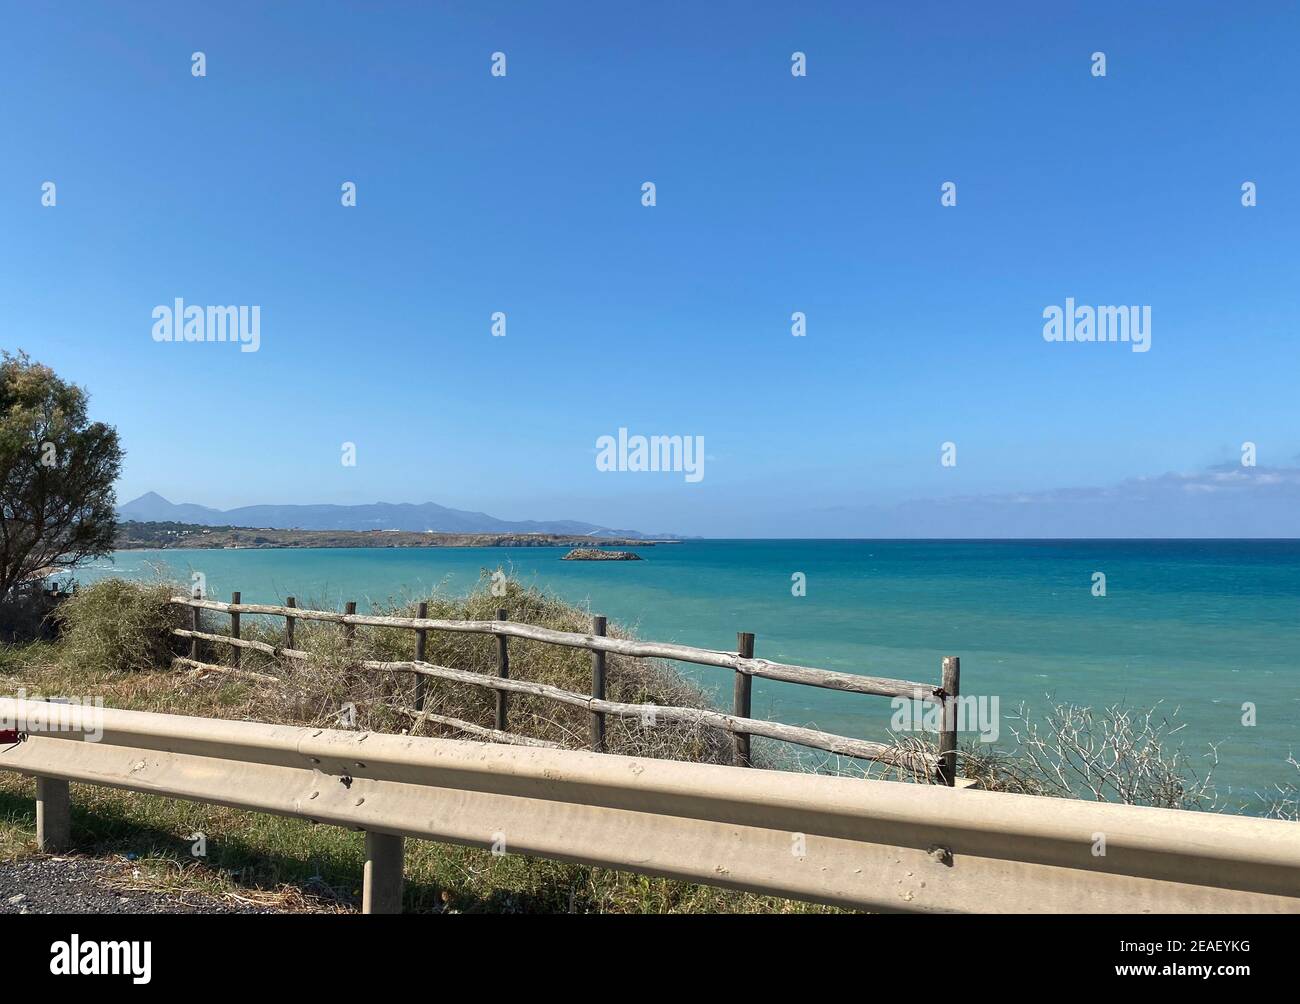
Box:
362;831;405;914
414;601;429;712
285;596;296;650
937;656;960;786
495;609;509;731
190;605;201;662
733;632;754;767
590;615;607;752
36;776;71;852
344;601;357;646
230;591;241;668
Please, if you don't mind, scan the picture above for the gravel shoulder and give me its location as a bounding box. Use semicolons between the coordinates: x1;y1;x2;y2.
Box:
0;856;327;914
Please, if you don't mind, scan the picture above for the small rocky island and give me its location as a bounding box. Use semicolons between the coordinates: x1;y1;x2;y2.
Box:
562;548;643;561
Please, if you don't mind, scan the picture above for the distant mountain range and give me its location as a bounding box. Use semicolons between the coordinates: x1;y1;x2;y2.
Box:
117;492;676;539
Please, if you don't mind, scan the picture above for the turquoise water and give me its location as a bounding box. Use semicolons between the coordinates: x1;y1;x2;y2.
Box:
74;540;1299;806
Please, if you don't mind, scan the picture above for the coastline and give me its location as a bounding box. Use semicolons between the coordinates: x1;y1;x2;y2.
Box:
115;521;674;551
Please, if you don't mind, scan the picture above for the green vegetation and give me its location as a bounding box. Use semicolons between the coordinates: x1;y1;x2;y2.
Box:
55;579;185;675
0;352;122;599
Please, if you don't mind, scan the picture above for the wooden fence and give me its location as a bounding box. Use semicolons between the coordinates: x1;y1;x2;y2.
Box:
167;593;964;784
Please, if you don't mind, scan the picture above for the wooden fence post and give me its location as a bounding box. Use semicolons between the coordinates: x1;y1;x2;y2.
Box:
590;615;607;752
344;601;356;646
285;596;296;650
414;601;428;712
230;591;241;668
495;608;509;731
190;605;201;662
937;656;960;786
733;632;754;767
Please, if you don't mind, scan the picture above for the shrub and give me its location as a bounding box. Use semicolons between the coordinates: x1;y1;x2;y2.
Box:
1001;700;1218;809
1262;754;1299;821
56;578;185;674
868;700;1227;807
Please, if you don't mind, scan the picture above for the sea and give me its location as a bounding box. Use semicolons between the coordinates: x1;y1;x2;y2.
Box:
70;539;1300;810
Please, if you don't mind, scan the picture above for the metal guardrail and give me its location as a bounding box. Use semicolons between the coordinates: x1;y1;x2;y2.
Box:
2;698;1297;914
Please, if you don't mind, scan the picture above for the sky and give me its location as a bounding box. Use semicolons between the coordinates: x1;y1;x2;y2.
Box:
3;1;1298;537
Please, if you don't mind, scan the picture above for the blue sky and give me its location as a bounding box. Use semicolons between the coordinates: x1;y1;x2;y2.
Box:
3;1;1298;536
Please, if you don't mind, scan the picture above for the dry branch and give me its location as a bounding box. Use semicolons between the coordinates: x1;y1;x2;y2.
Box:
172;655;281;684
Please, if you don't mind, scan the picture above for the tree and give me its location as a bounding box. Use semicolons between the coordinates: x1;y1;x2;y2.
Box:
0;352;123;598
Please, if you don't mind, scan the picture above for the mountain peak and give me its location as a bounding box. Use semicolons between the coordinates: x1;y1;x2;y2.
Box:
125;491;172;506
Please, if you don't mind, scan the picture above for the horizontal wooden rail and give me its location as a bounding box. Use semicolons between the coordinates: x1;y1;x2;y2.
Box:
169;628;927;767
169;597;940;701
3;699;1297;914
174;654;280;683
174;628;306;660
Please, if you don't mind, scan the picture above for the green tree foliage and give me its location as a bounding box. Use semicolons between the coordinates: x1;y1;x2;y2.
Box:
0;352;123;597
